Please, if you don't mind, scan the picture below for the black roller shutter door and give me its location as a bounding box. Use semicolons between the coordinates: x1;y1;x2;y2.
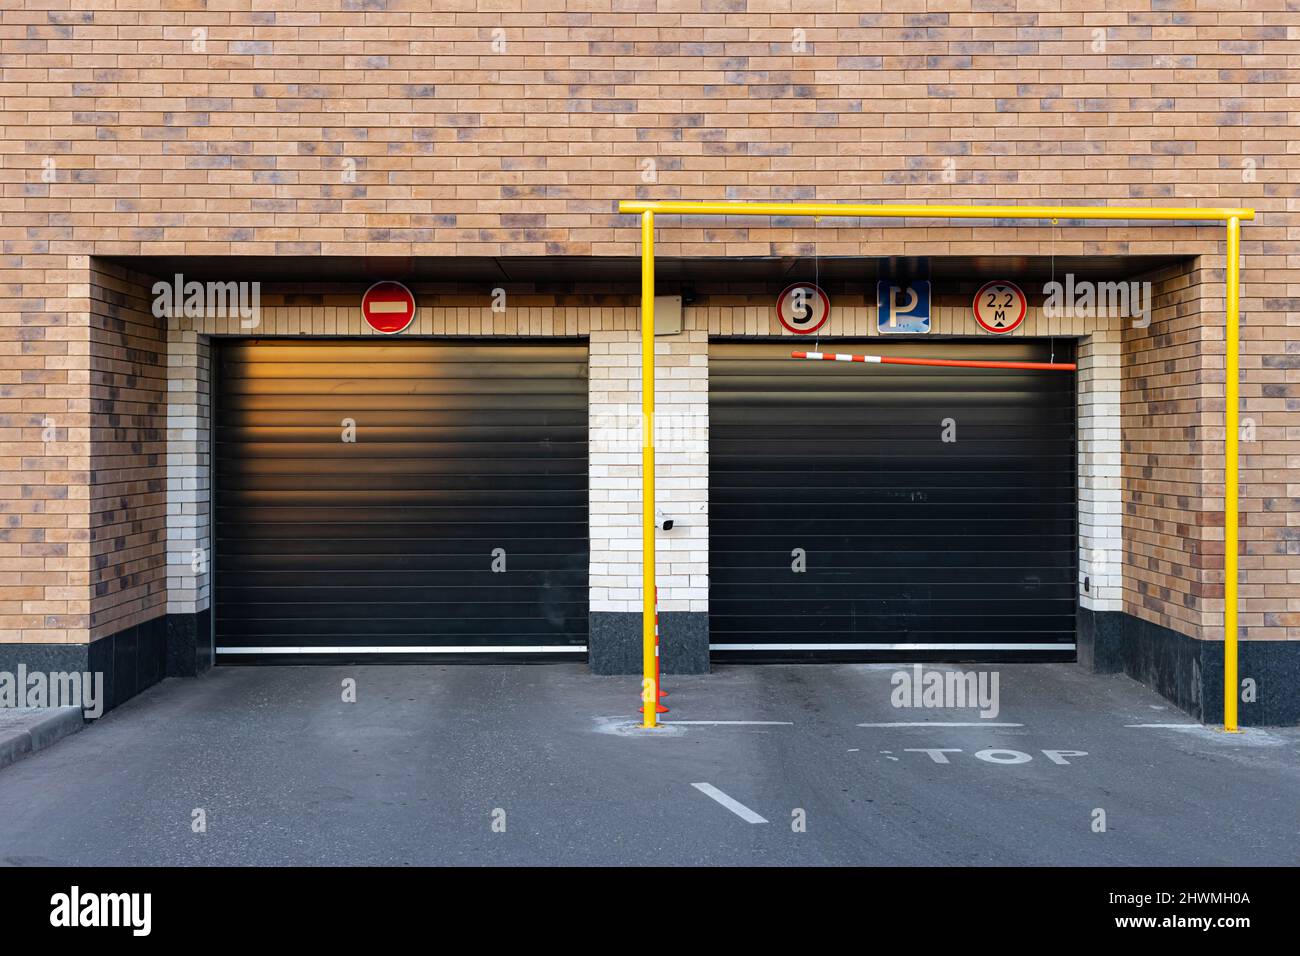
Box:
214;339;588;661
710;339;1076;661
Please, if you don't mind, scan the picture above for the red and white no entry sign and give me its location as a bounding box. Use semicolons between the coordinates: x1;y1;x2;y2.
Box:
776;282;830;334
361;281;417;334
972;280;1026;334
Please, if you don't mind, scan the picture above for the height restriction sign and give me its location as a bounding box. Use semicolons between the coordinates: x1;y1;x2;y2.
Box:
972;280;1026;334
361;281;417;334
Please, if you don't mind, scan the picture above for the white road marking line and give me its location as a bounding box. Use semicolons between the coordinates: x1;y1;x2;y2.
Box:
1124;723;1203;729
710;642;1074;651
664;720;794;726
216;645;586;654
857;721;1023;728
690;783;768;824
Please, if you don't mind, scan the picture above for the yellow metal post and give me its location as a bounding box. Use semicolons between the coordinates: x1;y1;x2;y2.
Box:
1225;217;1240;732
640;210;657;728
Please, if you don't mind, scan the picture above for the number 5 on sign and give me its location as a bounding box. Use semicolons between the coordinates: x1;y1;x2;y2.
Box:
776;282;830;334
877;281;931;334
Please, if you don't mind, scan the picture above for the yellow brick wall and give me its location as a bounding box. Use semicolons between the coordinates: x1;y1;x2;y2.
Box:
1124;260;1221;639
0;255;93;644
88;261;167;642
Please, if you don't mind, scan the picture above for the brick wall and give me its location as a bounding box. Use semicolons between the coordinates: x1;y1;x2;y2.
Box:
1123;258;1225;640
1;1;1295;649
0;3;1285;259
0;256;166;647
0;255;92;645
88;261;167;641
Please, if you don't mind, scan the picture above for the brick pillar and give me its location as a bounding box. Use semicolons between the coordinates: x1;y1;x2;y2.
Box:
164;322;212;675
587;326;709;674
1076;324;1124;671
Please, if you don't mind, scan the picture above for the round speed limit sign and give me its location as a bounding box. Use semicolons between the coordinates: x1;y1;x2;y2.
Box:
776;282;830;334
972;280;1027;334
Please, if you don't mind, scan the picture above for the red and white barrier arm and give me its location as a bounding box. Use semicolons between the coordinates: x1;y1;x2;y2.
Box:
791;350;1076;371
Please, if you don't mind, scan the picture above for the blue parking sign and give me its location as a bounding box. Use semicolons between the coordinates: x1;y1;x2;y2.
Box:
877;280;931;334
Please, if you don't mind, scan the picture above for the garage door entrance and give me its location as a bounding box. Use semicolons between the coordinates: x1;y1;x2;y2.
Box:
214;339;588;661
709;339;1077;662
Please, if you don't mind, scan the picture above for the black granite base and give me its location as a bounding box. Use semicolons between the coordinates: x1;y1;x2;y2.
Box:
0;644;90;676
588;611;709;675
88;616;167;713
1077;607;1300;726
1076;604;1124;674
166;609;213;677
0;611;213;717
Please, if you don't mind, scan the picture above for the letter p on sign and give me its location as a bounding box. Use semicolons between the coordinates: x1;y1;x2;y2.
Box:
887;286;917;325
877;280;931;334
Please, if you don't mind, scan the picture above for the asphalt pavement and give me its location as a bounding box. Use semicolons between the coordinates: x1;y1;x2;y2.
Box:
0;662;1296;866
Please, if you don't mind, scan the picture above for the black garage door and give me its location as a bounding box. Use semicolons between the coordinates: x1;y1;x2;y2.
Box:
710;339;1076;661
214;339;588;661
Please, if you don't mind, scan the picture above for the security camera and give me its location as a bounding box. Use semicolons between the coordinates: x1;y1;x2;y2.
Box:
656;509;674;532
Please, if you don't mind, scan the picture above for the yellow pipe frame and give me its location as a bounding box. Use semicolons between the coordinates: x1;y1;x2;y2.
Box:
1225;217;1241;732
640;211;657;728
621;199;1252;733
619;201;1254;222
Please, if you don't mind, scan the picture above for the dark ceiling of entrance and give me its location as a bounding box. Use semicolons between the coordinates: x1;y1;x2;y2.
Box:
113;255;1186;296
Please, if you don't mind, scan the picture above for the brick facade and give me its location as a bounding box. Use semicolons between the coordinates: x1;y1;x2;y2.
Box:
1123;260;1223;640
1;257;92;646
1;2;1296;702
87;261;168;642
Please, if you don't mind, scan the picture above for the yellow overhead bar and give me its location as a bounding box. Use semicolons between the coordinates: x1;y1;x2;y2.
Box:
621;199;1252;732
619;201;1255;222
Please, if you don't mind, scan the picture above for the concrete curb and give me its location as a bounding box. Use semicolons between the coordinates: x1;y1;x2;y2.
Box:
0;707;84;772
